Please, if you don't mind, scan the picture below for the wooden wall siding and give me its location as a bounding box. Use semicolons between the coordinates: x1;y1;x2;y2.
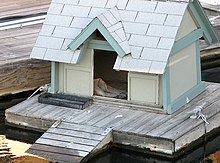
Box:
0;59;50;96
169;43;197;102
175;9;198;41
0;0;51;18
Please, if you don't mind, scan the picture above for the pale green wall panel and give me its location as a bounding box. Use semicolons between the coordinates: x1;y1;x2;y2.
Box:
176;9;197;41
128;72;159;104
65;69;92;96
49;62;59;94
62;49;94;96
169;42;197;102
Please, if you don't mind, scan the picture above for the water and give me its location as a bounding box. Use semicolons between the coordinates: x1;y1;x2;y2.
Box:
202;67;220;84
85;129;220;163
0;68;220;162
0;90;43;144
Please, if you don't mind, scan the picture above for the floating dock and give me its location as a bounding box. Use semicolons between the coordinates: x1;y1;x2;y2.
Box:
5;82;220;162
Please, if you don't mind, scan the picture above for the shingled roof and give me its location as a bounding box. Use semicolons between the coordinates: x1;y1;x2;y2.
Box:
30;0;215;74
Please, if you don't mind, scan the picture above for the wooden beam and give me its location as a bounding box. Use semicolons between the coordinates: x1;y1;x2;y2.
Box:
49;62;59;94
78;43;89;63
171;29;203;55
88;40;114;51
162;66;171;113
196;40;202;83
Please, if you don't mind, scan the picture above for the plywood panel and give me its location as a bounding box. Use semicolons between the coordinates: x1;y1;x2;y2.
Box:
176;9;198;41
65;69;92;96
169;42;197;102
128;72;159;104
62;49;94;96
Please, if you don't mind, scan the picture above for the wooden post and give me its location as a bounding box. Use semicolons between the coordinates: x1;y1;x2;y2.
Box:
49;62;59;94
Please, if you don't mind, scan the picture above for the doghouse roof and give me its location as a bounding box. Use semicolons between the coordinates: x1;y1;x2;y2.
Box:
31;0;218;74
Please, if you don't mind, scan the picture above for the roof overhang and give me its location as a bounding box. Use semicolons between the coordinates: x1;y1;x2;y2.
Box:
68;18;128;58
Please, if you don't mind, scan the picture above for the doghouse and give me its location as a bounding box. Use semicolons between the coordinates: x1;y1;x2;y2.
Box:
31;0;218;114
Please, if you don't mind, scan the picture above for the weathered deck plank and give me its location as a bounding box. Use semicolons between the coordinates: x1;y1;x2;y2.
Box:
103;109;144;129
0;0;51;18
36;138;94;152
117;111;156;132
41;133;100;146
5;82;220;161
163;98;220;140
27;122;112;162
27;148;83;163
29;143;87;158
83;106;119;126
46;128;105;141
141;84;220;136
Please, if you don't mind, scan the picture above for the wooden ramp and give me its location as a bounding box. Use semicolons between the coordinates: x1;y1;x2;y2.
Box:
27;121;112;163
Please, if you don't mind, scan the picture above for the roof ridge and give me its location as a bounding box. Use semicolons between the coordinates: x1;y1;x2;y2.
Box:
97;7;131;55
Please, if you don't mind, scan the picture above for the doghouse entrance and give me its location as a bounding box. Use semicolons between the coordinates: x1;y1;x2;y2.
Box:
93;50;127;99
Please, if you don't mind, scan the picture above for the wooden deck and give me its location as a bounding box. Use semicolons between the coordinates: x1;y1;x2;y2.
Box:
5;82;220;162
0;0;51;19
0;0;51;96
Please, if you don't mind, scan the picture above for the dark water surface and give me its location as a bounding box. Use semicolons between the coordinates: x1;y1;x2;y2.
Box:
86;133;220;163
0;68;220;162
0;90;43;144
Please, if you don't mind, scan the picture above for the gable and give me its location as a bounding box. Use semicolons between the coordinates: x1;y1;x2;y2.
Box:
188;0;219;44
176;9;197;41
68;7;130;61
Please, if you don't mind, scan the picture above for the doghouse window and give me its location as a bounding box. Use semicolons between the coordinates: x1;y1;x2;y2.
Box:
94;50;127;99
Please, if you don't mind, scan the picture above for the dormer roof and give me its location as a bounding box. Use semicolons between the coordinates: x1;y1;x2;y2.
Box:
31;0;218;74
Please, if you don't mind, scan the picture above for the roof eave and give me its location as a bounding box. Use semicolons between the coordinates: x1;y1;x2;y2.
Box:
68;18;127;58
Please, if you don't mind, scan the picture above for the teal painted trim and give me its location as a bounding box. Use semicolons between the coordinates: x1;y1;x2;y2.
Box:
88;40;114;51
68;20;96;51
167;82;205;114
68;18;126;57
171;29;203;55
162;65;171;112
49;62;59;94
196;40;202;83
189;0;219;44
76;43;88;64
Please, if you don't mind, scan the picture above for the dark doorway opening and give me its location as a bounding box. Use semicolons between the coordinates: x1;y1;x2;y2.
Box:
93;50;127;99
